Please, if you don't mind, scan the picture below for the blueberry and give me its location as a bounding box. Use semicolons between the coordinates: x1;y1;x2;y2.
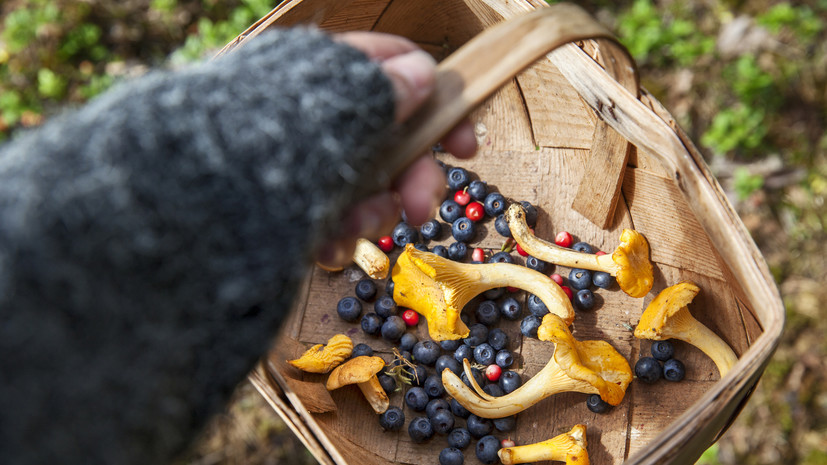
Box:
450;398;471;419
461;368;485;389
592;271;615;289
399;332;418;353
447;427;472;449
586;394;610;413
336;296;362;322
525;255;547;273
448;242;468;261
494;214;511;237
499;370;523;393
495;350;514;368
483;287;505;300
439;447;464;465
475;300;500;326
460;312;470;325
487;251;514;264
574;289;595;311
420;219;443;241
378;373;397;393
408;416;434;443
424;374;446;398
475;434;500;464
392;222;419;247
651;340;675;361
635;357;662;383
413;340;441;365
453;344;473;364
405;386;429;411
429;409;455;435
351;343;374;357
389;350;412;368
355;278;377;301
467;180;488;201
463;323;488;347
473;343;496;366
527;294;549;317
414;243;429;252
406;364;428;387
360;313;383;335
451;217;475;243
426;398;450;418
440;198;462;223
572;241;595;253
499;297;522;320
663;359;686;382
440;339;461;351
519;201;538;227
483;383;503;397
385;279;394;295
447;167;470;190
466;415;493;439
374;295;397;318
568;268;592;290
483;192;506;216
435;354;462;376
432;244;449;258
380;316;406;342
493;415;516;432
487;328;508;351
520;315;542;338
379;406;405;431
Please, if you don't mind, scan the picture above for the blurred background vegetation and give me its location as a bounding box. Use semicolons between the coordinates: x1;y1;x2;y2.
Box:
2;0;825;463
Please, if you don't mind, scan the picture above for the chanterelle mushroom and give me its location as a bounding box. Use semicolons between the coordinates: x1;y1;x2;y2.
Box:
443;314;632;418
505;203;654;298
634;281;738;377
288;334;354;374
326;355;389;414
392;244;574;341
499;424;589;465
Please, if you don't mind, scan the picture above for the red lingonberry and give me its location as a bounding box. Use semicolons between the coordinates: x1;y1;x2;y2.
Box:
506;286;519;293
472;247;485;263
515;243;528;257
377;235;394;252
465;201;485;221
550;273;564;286
501;438;516;448
485;364;502;382
555;231;573;248
596;250;607;256
454;189;471;206
561;285;573;300
402;309;419;326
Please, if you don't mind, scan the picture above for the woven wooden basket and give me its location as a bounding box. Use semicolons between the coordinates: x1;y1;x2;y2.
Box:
222;1;784;464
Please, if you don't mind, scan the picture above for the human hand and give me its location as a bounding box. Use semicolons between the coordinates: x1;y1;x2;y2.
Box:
316;32;477;267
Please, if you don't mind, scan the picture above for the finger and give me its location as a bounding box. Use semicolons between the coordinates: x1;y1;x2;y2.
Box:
439;119;477;160
341;191;403;240
335;32;419;61
393;155;446;226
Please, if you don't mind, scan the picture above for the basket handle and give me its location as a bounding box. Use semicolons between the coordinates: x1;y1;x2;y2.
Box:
387;4;639;216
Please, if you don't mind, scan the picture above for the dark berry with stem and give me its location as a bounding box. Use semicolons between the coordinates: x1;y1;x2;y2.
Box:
574;289;595;311
568;268;592;290
488;328;508;351
448;242;467;261
374;295;397;318
440;199;463;224
420;219;442;241
484;192;506;216
405;386;429;411
466;415;493;439
413;340;441;366
475;300;500;326
499;297;522;320
429;409;455;435
380;316;406;342
473;343;496;366
408;416;434;443
663;359;686;382
447;167;470;190
499;370;523;393
651;340;675;361
454;344;473;364
451;217;475;242
635;357;662;384
360;313;382;335
336;296;362;322
468;180;488;200
355;278;377;301
448;427;472;449
525;255;547;273
495;350;514;368
379;406;405;431
593;270;615;289
392;222;419;247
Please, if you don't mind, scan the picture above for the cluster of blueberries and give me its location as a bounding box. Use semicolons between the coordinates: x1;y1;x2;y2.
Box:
634;340;687;384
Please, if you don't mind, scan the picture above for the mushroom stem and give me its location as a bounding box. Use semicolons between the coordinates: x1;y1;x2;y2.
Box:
505;204;653;298
498;424;589;465
671;312;738;376
353;238;390;279
442;359;596;419
357;376;390;414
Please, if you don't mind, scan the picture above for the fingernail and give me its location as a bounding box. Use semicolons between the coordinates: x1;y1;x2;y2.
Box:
383;50;436;121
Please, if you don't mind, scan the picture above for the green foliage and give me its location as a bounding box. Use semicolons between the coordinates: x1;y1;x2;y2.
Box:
1;1;60;53
701;105;768;156
725;55;778;108
37;68;67;99
696;444;722;465
732;166;764;200
756;3;823;41
59;23;108;61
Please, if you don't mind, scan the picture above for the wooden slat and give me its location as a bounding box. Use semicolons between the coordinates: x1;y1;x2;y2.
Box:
318;0;390;32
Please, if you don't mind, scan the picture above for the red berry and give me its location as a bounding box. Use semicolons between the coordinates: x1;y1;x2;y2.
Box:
515;243;528;257
465;201;485;221
472;247;485;263
506;286;519;293
561;285;573;300
454;189;471;206
485;364;502;382
555;231;573;248
501;438;516;448
596;250;607;256
402;309;419;326
550;273;564;286
377;235;394;252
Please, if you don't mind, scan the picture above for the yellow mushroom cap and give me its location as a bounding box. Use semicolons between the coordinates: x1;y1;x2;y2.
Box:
611;229;654;298
498;424;589;465
634;281;700;339
288;334;353;373
325;356;385;390
539;314;632;405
